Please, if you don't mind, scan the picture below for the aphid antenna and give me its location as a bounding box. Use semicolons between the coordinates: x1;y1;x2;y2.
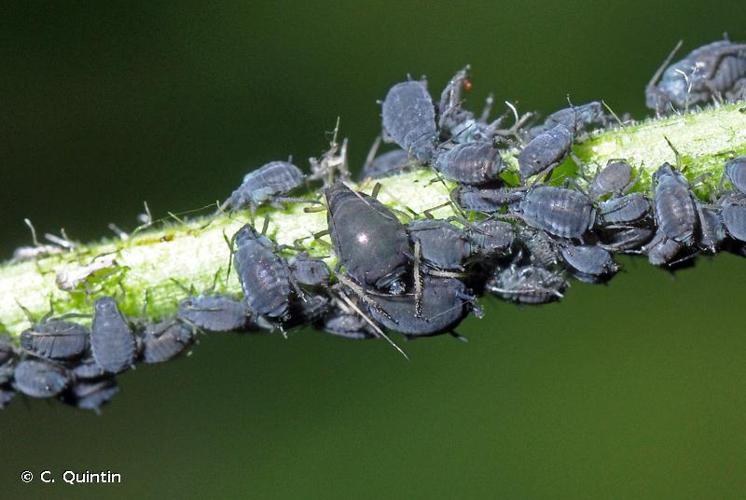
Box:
23;218;41;247
168;277;196;296
335;274;395;323
336;289;409;360
647;39;684;92
479;93;495;123
167;211;187;226
14;299;37;325
663;135;684;171
222;230;237;281
601;100;626;128
362;135;382;172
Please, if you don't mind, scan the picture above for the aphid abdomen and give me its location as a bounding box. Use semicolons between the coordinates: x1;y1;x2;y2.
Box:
382;81;438;163
91;297;136;374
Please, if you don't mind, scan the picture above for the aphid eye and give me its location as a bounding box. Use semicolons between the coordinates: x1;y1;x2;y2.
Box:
462;78;473;92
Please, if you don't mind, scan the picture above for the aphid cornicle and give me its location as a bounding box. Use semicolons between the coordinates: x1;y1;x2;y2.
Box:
223;161;305;212
652;163;698;244
91;297;137;374
486;265;567;305
13;359;70;398
365;276;475;338
141;320;195;364
20;320;89;361
177;295;250;332
433;142;504;185
408;219;471;271
516;186;595;239
724;156;746;195
325;183;411;291
381;80;438;163
589;160;634;200
518;123;573;181
233;225;292;327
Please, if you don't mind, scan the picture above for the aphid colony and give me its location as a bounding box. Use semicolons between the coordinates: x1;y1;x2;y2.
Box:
2;39;745;412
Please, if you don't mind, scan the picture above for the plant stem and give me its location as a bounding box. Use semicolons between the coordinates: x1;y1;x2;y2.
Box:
1;102;745;338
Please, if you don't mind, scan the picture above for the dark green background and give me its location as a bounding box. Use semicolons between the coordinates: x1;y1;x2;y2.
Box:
2;1;746;498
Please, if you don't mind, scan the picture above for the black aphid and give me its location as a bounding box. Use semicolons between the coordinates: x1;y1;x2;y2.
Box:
366;276;475;338
322;310;376;340
517;227;560;268
91;297;136;374
289;293;331;325
653;163;698;244
642;231;687;267
589;160;634;200
20;320;89;361
467;219;515;257
178;294;250;332
141;320;195;364
223;161;305;212
529;101;608;138
288;252;331;288
408;219;471;271
516;186;595;239
67;378;119;412
71;357;106;380
433;142;504;185
646;40;746;113
452;185;524;213
696;202;726;253
721;198;746;242
361;149;411;180
600;227;655;253
559;244;619;282
599;193;651;226
13;359;70;398
381;80;438;163
233;224;292;328
486;265;567;304
325;183;411;291
518;123;573;181
724;156;746;194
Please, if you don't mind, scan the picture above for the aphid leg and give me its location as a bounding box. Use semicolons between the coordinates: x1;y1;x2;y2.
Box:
362;135;382;172
336;290;408;360
413;241;423;318
423;201;452;219
23;218;41;247
303;204;327;213
449;331;469;343
479;93;495;123
223;230;237;281
371;182;382;200
335;275;394;323
260;216;270;236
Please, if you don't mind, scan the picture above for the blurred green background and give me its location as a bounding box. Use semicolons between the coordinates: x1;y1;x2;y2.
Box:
2;1;746;498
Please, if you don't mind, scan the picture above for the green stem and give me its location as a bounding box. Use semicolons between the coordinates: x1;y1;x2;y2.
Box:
1;103;745;338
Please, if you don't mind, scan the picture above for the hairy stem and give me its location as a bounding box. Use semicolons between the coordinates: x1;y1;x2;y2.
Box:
1;102;745;338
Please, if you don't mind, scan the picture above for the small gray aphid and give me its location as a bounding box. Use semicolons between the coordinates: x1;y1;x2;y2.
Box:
13;359;70;398
599;193;651;226
529;101;608;138
486;265;567;304
451;185;524;213
433;142;504;185
20;320;89;360
223;161;305;211
589;160;634;200
381;80;438;163
600;227;656;253
288;253;331;288
642;230;686;267
366;276;475;338
141;320;195;364
646;40;746;114
517;186;595;239
68;378;119;412
721;199;746;242
178;295;249;332
517;227;560;268
467;219;515;256
325;183;411;291
408;219;471;271
724;156;746;194
234;225;292;326
91;297;137;374
696;202;726;253
518;123;573;181
653;163;698;244
559;244;619;282
322;311;376;340
361;149;411;180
